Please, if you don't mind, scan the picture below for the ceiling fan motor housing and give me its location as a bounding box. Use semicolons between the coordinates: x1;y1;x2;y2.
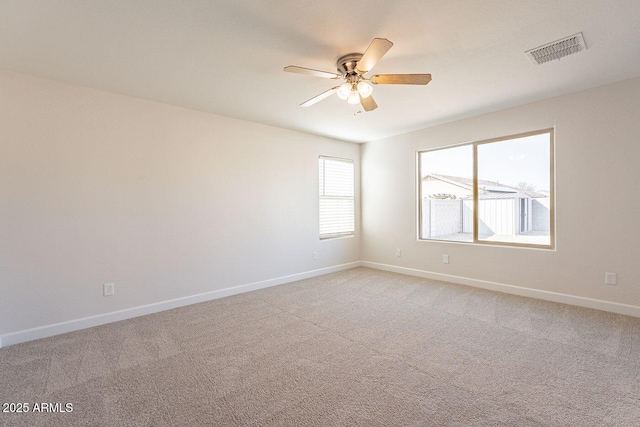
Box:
337;53;363;77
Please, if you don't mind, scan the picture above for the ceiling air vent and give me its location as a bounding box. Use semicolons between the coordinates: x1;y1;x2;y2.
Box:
525;33;586;65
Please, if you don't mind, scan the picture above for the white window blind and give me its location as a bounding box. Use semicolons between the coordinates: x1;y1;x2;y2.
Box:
319;156;354;239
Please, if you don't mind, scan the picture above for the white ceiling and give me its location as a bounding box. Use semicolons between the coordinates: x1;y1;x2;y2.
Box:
2;0;640;143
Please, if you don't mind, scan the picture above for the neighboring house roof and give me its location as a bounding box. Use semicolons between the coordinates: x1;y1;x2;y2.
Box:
462;192;531;200
423;173;548;198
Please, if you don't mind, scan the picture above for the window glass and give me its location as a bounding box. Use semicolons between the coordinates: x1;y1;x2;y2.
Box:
419;145;473;242
477;133;551;246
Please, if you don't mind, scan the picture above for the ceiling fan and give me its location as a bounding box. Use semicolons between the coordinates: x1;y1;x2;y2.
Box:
284;38;431;112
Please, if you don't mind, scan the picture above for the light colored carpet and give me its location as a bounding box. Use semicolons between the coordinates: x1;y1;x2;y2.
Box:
1;267;640;426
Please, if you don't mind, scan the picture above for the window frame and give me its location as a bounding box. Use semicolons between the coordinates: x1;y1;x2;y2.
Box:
417;128;555;250
319;155;355;240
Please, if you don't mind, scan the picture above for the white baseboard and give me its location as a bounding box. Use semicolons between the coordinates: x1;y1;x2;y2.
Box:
4;259;637;349
0;261;361;348
361;261;640;318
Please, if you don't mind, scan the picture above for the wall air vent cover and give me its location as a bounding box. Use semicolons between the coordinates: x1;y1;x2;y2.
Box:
525;33;586;65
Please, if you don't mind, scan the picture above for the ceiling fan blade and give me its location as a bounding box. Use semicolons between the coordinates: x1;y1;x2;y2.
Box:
356;38;393;74
370;74;432;85
360;95;378;112
284;66;341;79
300;86;340;107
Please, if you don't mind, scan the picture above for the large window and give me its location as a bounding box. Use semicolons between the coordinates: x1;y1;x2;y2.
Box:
319;156;354;239
418;129;554;249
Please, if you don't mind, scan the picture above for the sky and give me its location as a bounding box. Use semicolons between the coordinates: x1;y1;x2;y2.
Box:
419;132;551;192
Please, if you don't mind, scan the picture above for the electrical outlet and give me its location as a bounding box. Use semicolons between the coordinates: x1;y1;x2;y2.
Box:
443;254;449;264
312;251;318;260
103;283;115;296
396;249;401;257
605;272;617;285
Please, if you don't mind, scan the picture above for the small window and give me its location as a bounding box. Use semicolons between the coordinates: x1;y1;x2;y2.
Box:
418;129;554;249
319;156;354;239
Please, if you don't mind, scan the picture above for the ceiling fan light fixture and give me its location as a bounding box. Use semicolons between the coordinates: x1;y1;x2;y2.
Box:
357;81;373;98
337;82;351;100
347;89;360;105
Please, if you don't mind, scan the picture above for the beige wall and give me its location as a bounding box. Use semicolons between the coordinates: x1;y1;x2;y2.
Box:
0;70;360;337
361;76;640;306
3;68;640;342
